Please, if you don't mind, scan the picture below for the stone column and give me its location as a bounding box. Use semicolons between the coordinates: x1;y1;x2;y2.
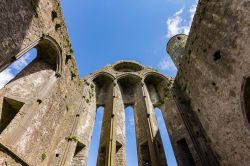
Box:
134;82;167;166
71;83;97;166
112;82;126;166
96;83;115;166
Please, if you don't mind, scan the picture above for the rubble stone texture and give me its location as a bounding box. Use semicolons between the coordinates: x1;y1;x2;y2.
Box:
0;0;250;165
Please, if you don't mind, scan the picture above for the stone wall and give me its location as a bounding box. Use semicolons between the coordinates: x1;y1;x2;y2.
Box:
1;0;250;165
0;0;82;165
174;0;250;165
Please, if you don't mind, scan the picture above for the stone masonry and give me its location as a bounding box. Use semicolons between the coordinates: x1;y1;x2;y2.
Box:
0;0;250;166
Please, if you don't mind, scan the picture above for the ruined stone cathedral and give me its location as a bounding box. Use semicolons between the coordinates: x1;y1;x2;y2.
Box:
0;0;250;166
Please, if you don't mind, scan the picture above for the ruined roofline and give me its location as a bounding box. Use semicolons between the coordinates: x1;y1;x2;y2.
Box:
81;60;174;83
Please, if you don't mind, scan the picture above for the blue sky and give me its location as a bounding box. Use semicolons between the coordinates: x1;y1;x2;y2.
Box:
59;1;198;165
60;0;198;78
0;0;198;165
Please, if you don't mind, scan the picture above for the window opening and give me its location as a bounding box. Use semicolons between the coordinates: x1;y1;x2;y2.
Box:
176;138;195;166
0;97;24;133
0;48;37;89
87;106;104;166
155;108;177;166
125;106;138;166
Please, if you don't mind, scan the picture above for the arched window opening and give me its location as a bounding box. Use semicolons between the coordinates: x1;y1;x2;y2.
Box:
0;36;62;102
0;48;37;89
117;75;141;105
93;74;114;105
155;108;177;166
243;77;250;125
140;141;151;166
87;106;104;166
144;73;171;107
125;106;138;166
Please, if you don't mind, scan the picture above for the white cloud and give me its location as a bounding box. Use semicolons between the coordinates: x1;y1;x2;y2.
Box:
0;52;33;89
166;8;189;38
166;1;198;38
189;2;198;26
11;52;31;71
0;69;14;89
158;56;177;72
160;1;198;74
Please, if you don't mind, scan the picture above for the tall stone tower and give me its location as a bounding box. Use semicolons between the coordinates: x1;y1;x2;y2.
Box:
1;0;250;166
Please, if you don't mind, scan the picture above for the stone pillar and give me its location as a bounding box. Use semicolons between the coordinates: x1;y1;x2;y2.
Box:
71;83;97;166
142;82;168;166
96;83;115;166
112;82;126;166
167;85;219;166
134;82;167;166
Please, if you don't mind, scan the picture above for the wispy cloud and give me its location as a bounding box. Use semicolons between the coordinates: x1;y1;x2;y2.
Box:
11;52;31;71
159;1;198;74
166;1;198;38
189;2;197;22
166;8;189;38
158;55;177;73
0;52;33;89
0;69;14;89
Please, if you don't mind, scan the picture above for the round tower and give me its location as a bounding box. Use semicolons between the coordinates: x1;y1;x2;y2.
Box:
166;34;188;69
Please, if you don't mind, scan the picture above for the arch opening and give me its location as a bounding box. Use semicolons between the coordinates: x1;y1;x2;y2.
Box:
87;106;104;166
125;106;138;166
0;48;37;89
117;75;141;105
0;36;62;75
113;62;143;72
0;36;62;101
155;108;177;166
36;37;62;72
93;74;114;106
0;37;62;134
144;73;171;107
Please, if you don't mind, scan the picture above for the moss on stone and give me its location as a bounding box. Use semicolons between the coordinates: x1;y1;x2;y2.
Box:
41;152;47;161
65;54;72;64
65;135;78;142
71;71;76;80
31;0;38;17
55;23;61;30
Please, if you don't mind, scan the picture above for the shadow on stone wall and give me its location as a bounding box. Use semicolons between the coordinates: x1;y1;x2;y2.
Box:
0;0;40;70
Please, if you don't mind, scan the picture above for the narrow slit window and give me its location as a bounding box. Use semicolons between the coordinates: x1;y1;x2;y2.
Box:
0;97;24;133
87;106;104;166
155;108;177;166
125;106;138;166
0;48;37;89
140;141;151;166
243;77;250;124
